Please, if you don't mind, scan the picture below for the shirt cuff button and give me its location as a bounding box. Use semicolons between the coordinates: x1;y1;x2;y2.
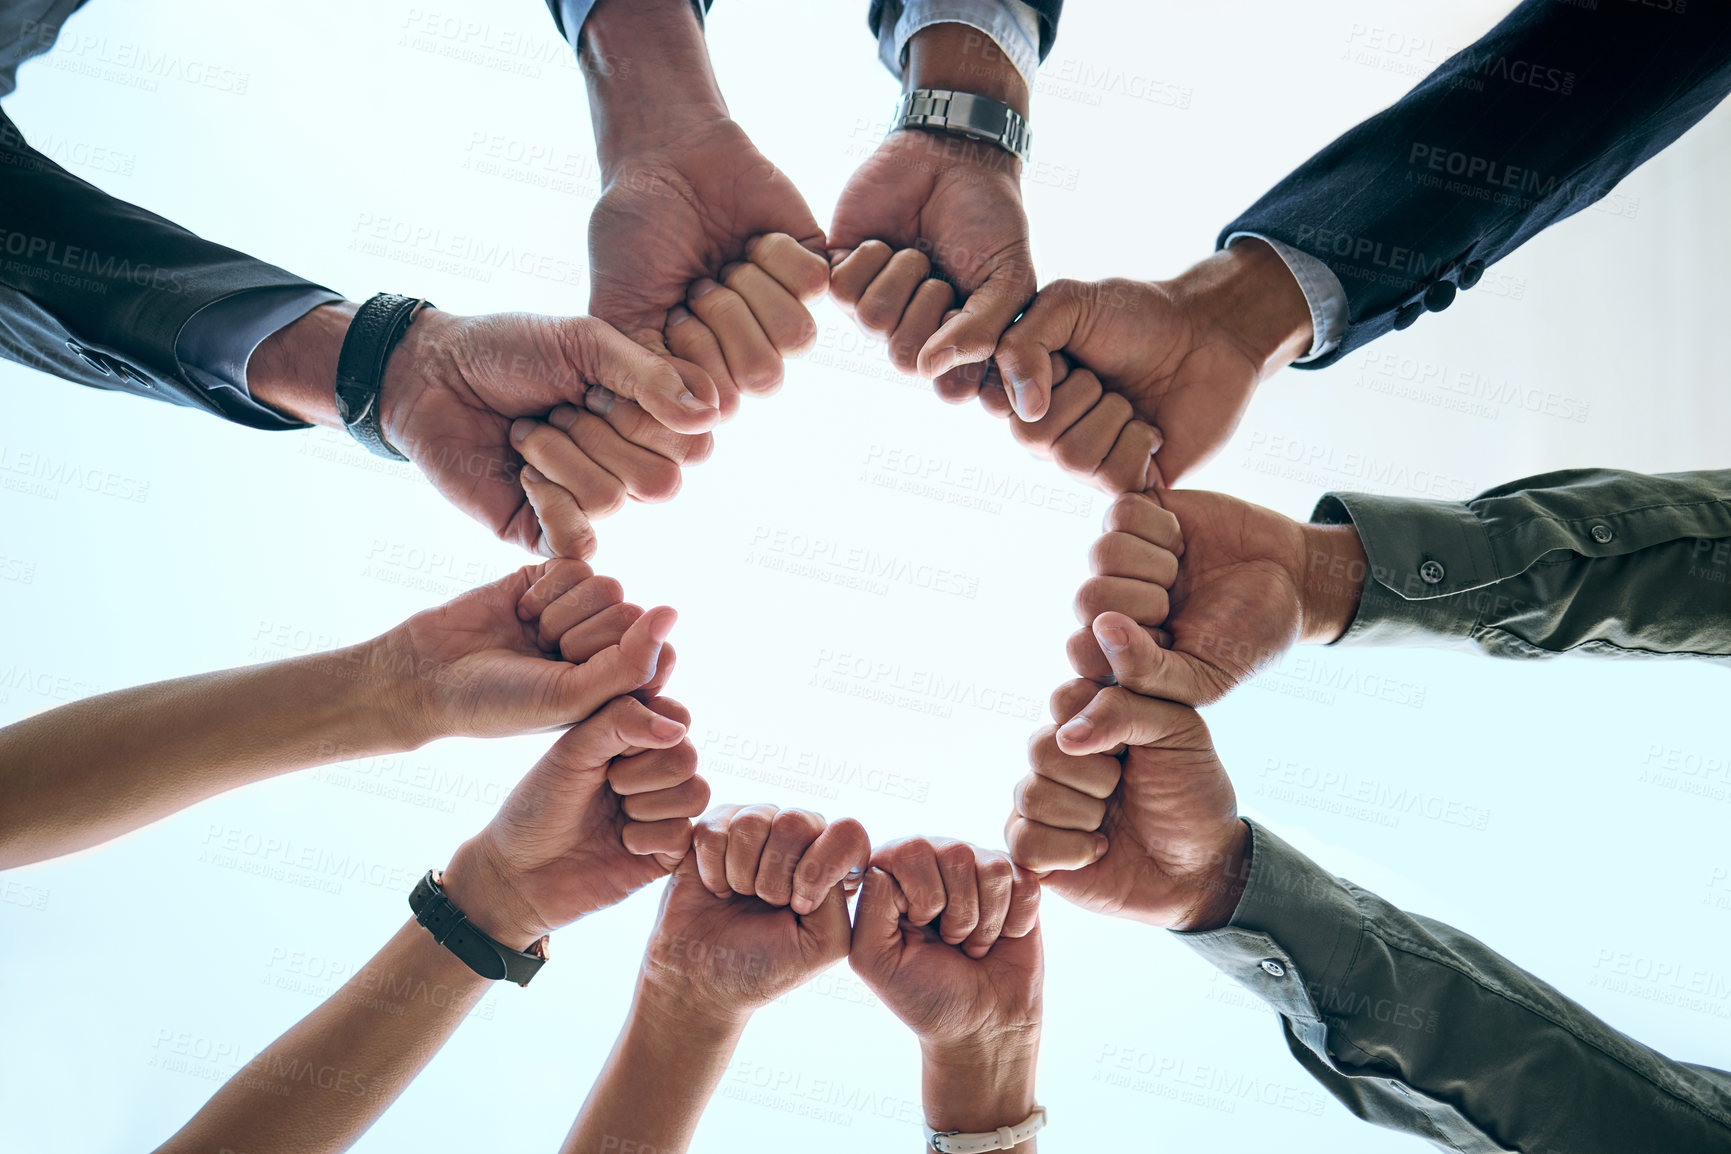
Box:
1591;524;1614;543
1260;959;1287;977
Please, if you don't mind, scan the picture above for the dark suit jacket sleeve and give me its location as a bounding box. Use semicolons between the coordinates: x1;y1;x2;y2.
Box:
1220;0;1731;369
868;0;1063;60
0;110;328;429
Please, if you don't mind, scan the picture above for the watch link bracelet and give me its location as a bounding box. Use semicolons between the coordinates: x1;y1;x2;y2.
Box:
408;869;549;987
926;1106;1047;1153
333;292;432;462
890;88;1032;164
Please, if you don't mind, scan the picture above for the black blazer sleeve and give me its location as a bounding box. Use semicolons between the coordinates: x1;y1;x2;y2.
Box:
1220;0;1731;368
868;0;1063;61
0;110;329;429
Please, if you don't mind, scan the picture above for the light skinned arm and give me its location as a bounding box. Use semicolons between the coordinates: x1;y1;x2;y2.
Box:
564;804;869;1153
156;693;710;1154
0;561;675;869
849;838;1044;1148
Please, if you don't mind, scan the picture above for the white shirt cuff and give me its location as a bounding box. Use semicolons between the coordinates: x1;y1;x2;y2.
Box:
1226;231;1349;363
877;0;1042;90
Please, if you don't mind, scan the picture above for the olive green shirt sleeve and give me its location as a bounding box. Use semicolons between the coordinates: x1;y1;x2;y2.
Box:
1311;468;1731;659
1178;820;1731;1152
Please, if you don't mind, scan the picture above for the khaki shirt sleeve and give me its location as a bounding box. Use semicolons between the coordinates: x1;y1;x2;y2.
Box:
1311;468;1731;659
1177;821;1731;1152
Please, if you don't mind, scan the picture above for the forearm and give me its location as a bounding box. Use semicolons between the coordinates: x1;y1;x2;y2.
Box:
247;300;358;427
1178;821;1731;1150
579;0;727;175
920;1034;1041;1151
563;977;746;1154
0;644;413;868
155;919;489;1154
1313;468;1731;657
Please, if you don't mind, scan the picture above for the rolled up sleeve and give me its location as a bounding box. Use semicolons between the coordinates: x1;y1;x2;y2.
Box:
1312;468;1731;660
1179;820;1731;1152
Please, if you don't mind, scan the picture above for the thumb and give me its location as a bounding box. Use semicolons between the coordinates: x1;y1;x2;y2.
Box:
1091;610;1214;706
519;464;597;560
552;606;678;718
539;693;687;781
804;880;856;965
562;318;721;434
991;282;1088;424
917;260;1036;407
847;866;908;980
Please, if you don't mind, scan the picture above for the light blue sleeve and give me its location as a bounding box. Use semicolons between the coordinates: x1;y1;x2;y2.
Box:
174;286;341;403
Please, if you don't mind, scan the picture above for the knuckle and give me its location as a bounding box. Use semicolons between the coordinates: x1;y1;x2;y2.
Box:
583;575;626;606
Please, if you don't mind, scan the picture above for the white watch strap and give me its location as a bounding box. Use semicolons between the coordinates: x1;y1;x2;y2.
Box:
926;1106;1046;1152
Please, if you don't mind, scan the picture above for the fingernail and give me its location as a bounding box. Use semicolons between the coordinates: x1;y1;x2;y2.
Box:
509;417;535;444
677;389;713;411
1097;622;1129;653
1144;455;1162;492
585;385;616;416
1058;716;1093;745
666;304;694;326
1093;834;1110;861
828;248;851;266
690;278;720;299
930;345;961;372
649;715;686;741
966;943;990;959
647;607;677;644
1007;375;1034;418
549;404;580;431
520;464;543;485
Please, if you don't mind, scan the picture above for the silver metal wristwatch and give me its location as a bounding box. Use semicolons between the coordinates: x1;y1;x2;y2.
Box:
890;88;1032;164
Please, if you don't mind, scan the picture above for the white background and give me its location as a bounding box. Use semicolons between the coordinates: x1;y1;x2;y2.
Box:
2;0;1729;1150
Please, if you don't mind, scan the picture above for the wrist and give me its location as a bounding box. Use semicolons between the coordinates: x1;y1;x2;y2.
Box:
247;300;357;427
292;642;423;760
581;0;728;173
1169;819;1252;933
919;1029;1039;1135
905;23;1029;117
1297;522;1368;644
439;838;549;952
634;968;751;1044
1179;239;1314;381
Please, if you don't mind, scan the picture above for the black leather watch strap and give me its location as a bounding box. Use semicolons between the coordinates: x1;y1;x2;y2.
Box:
334;292;430;461
408;869;548;987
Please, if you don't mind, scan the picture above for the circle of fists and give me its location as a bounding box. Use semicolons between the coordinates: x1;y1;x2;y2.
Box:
638;805;1043;1043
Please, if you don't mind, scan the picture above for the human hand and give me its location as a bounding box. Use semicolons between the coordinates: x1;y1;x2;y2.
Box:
830;23;1035;408
1008;665;1249;931
363;560;677;750
441;695;709;950
1067;491;1364;705
849;837;1042;1138
992;240;1314;483
639;805;870;1024
662;233;831;416
248;304;718;560
508;390;714;559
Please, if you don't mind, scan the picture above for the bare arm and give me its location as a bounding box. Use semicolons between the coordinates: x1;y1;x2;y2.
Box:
0;561;673;869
